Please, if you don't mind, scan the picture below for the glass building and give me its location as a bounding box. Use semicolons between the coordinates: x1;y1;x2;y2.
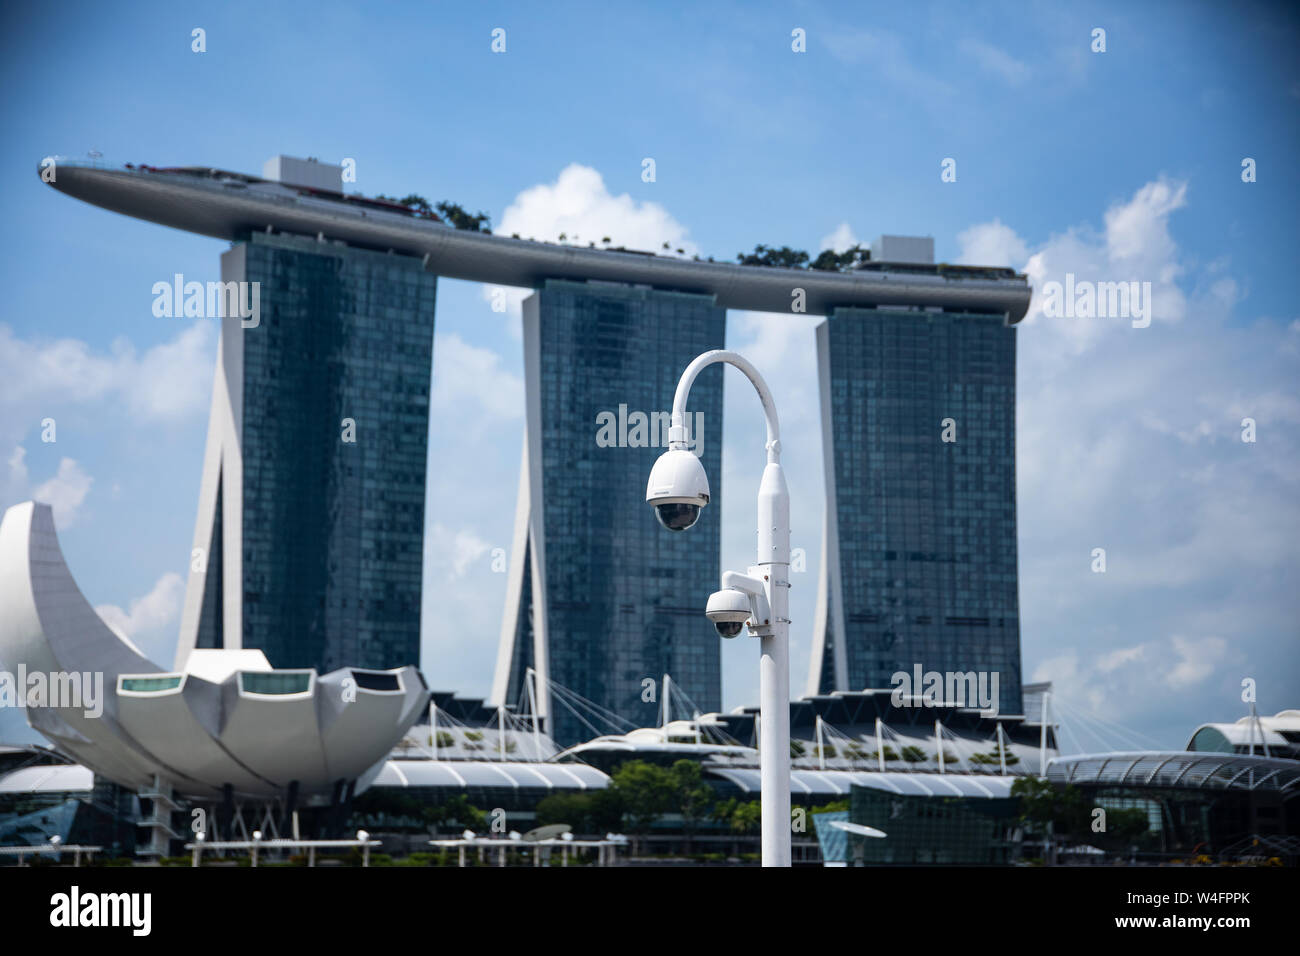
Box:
176;232;436;673
492;280;726;746
847;781;1019;865
809;306;1023;717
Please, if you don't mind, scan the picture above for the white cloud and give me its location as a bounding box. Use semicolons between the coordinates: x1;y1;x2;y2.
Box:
485;164;699;323
1166;635;1227;690
956;219;1028;269
1031;633;1236;736
426;523;492;579
1096;644;1146;673
1104;178;1187;266
0;322;215;444
32;458;93;529
431;333;523;422
819;222;859;253
959;38;1031;86
95;572;184;640
94;572;185;665
1013;176;1190;356
498;164;696;255
6;446;28;490
974;177;1300;741
823;29;956;105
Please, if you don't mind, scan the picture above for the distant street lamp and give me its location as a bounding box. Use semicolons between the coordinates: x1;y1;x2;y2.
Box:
645;349;791;867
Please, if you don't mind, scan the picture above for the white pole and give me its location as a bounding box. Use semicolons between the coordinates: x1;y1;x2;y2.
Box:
693;710;701;746
936;719;945;774
661;673;671;742
757;453;791;868
431;701;439;761
498;704;506;761
1249;701;1257;756
527;667;542;760
665;349;790;867
876;717;886;772
1040;691;1050;775
816;715;825;771
997;723;1007;776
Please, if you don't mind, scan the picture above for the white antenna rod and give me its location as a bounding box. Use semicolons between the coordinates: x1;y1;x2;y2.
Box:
430;700;439;761
1039;692;1050;775
876;717;885;772
661;673;671;741
526;667;541;760
816;715;825;771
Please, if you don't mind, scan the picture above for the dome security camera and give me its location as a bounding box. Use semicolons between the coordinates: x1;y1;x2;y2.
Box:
645;448;710;531
706;588;753;638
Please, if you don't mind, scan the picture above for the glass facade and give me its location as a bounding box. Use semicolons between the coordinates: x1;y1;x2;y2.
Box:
240;671;313;696
848;784;1018;865
119;676;183;693
507;280;726;746
197;232;436;673
817;307;1022;716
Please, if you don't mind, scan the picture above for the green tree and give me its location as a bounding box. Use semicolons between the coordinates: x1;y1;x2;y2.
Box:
535;790;625;834
1109;807;1150;844
809;244;870;272
970;749;1020;766
899;745;928;763
610;760;676;854
709;797;761;834
736;244;810;269
730;800;762;834
437;794;486;832
670;760;714;852
433;201;492;232
1011;776;1093;861
373;194;491;231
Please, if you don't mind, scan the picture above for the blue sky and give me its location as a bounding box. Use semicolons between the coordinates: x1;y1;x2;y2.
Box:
1;1;1297;749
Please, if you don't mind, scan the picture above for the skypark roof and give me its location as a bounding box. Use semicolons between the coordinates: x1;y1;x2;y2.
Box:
44;160;1033;322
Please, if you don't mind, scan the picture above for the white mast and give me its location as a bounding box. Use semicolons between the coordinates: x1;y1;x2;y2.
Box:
876;716;886;772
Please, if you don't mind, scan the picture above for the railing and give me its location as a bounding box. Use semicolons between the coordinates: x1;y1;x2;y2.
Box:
0;844;102;866
184;835;381;867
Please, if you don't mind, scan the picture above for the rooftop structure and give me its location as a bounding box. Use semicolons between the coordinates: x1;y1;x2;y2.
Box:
43;160;1032;321
1187;710;1300;760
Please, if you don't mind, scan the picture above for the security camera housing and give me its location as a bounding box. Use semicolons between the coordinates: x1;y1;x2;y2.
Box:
706;588;752;638
646;446;710;531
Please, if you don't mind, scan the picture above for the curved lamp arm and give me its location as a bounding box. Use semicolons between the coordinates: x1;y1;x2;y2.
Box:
670;349;781;463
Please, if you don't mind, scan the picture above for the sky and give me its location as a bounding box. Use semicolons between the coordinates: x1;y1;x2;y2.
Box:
1;1;1297;750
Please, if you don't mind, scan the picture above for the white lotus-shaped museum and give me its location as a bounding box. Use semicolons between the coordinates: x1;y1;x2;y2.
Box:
0;501;427;802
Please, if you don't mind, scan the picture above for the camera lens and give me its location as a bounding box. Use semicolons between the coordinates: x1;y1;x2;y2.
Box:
715;620;744;639
654;502;700;531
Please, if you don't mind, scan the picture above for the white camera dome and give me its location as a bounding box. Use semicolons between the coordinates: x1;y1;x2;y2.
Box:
646;448;710;531
706;588;752;638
